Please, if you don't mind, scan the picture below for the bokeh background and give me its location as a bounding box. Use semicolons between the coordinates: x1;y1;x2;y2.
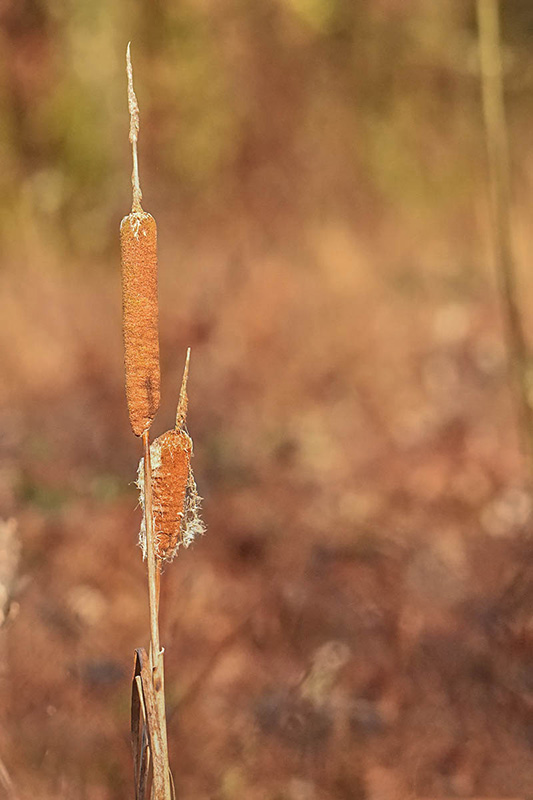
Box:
2;1;533;798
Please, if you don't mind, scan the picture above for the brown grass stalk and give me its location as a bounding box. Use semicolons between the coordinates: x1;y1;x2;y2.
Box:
477;0;533;475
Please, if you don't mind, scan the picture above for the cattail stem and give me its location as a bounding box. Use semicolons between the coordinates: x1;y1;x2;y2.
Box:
127;42;143;213
142;431;160;664
142;430;171;799
477;0;533;477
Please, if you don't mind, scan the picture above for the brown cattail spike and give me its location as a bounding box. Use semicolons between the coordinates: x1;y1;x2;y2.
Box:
137;349;205;564
121;45;161;437
140;429;193;562
137;429;205;563
121;212;161;436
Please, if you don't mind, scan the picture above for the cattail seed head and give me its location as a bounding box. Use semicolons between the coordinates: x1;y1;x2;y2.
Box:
137;349;205;563
120;210;161;436
137;429;205;563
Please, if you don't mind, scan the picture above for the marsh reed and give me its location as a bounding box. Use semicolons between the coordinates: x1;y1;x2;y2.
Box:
121;45;204;799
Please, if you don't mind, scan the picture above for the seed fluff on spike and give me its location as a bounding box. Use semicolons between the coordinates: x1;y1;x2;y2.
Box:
137;349;205;564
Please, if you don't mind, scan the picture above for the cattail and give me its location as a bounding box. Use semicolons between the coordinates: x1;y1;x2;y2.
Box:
121;211;160;435
137;350;205;563
123;46;176;800
121;43;160;436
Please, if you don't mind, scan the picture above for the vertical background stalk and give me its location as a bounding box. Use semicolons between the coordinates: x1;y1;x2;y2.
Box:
477;0;533;475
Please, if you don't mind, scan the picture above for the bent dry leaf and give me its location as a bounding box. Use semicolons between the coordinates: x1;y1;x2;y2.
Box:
131;648;175;800
131;649;151;800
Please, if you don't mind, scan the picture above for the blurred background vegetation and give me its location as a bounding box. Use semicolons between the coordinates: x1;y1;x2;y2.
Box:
2;0;528;255
3;1;533;798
